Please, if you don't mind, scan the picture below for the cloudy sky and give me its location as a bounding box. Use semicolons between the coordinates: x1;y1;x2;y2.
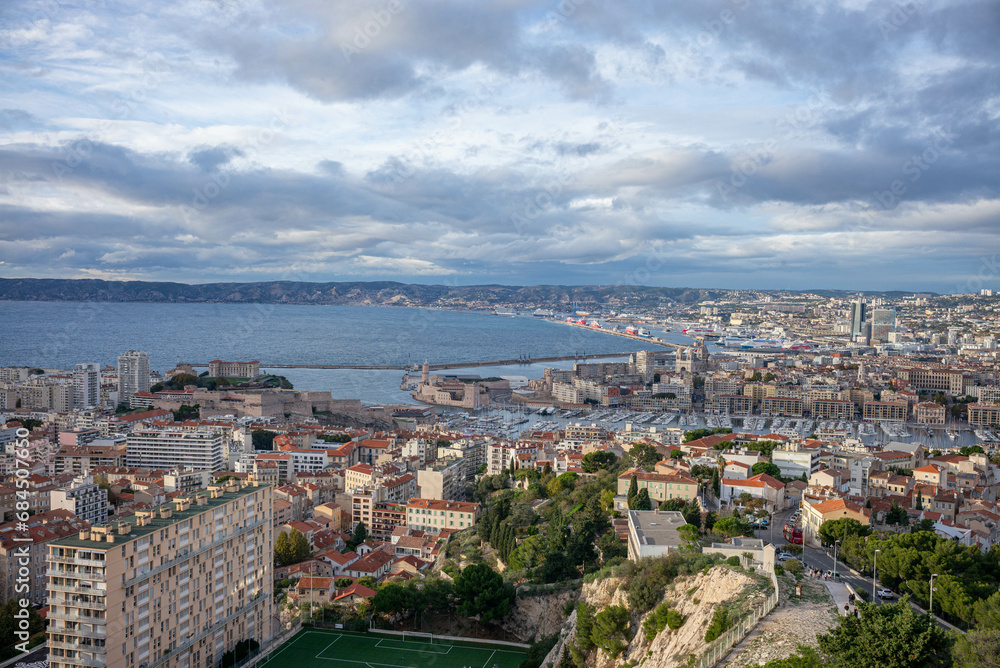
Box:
1;0;998;292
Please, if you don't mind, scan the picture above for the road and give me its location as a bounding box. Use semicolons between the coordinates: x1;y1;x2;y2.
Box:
750;507;965;632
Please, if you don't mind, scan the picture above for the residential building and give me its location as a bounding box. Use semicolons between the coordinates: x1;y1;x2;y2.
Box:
863;401;908;422
969;403;1000;426
771;442;820;479
73;363;101;410
125;428;225;473
405;498;480;534
719;474;786;510
811;399;855;420
0;509;90;606
626;509;687;561
51;475;108;526
46;481;274;668
117;350;150;406
801;498;871;546
616;469;699;504
761;396;804;417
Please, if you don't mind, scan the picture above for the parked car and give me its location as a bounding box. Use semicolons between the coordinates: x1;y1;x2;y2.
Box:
824;570;841;579
876;589;895;600
776;552;795;561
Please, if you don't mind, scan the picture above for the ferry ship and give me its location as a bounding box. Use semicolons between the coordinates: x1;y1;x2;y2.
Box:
682;326;723;336
589;320;602;328
637;328;651;338
533;309;555;317
625;325;639;335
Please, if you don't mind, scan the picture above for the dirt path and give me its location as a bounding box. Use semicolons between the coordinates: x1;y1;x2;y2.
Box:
719;573;839;667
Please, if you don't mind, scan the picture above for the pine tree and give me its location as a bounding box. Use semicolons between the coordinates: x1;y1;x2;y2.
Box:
711;469;720;496
915;490;924;510
627;475;638;505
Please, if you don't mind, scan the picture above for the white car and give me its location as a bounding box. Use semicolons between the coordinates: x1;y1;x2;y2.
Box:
776;553;795;561
876;589;895;600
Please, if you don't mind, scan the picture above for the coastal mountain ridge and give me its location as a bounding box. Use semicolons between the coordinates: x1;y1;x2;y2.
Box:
0;278;925;308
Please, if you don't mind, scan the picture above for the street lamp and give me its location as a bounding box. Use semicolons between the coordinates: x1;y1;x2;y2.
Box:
872;549;881;598
930;573;938;617
833;539;841;580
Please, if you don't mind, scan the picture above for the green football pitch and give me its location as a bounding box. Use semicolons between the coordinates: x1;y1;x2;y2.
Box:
256;629;528;668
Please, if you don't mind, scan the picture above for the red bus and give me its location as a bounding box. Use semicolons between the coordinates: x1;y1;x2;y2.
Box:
783;524;803;544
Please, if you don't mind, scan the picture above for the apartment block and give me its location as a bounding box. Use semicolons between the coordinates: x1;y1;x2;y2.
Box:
46;482;274;668
969;403;1000;427
706;395;752;415
126;428;225;473
862;401;908;422
761;396;804;417
405;498;480;534
0;509;89;606
811;399;855;420
117;351;150;406
51;475;108;526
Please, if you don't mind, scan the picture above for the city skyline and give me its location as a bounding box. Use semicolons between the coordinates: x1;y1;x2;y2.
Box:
1;1;999;292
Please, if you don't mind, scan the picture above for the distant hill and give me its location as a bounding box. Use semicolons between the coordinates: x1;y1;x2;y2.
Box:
0;278;730;308
0;278;930;309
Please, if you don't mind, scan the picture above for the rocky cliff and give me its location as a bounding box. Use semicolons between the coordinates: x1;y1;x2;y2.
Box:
542;565;773;668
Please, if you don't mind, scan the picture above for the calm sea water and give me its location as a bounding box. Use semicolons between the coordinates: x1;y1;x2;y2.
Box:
0;301;692;404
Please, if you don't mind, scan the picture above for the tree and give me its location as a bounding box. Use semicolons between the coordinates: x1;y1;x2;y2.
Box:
590;605;629;658
751;462;782;478
885;502;909;527
670;448;684;459
915;490;923;511
629;443;661;470
373;583;411;616
423;579;455;613
627;475;639;506
818;518;870;547
575;602;596;650
251;429;277;450
711;469;721;496
953;628;1000;668
713;515;753;538
597;530;627;562
274;531;295;566
582;451;618;473
630;488;652;511
290;529;311;562
817;598;953;668
454;563;515;624
348;522;369;550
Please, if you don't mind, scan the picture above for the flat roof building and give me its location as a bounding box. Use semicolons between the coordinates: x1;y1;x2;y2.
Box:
626;509;687;561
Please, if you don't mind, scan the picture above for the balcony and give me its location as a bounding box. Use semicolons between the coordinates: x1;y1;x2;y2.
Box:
49;651;107;667
48;567;107;581
47;610;107;625
48;639;106;652
48;583;107;596
50;555;107;568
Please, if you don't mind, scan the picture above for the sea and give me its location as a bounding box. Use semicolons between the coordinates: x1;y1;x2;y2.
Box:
0;301;693;405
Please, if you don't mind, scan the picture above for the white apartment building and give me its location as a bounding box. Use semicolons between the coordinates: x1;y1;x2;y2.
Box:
73;363;100;410
117;350;150;405
126;428;225;472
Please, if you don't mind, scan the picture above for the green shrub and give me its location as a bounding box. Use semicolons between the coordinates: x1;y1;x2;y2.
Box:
666;608;685;630
784;559;803;574
591;605;630;658
774;564;785;576
725;556;741;567
704;606;732;643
